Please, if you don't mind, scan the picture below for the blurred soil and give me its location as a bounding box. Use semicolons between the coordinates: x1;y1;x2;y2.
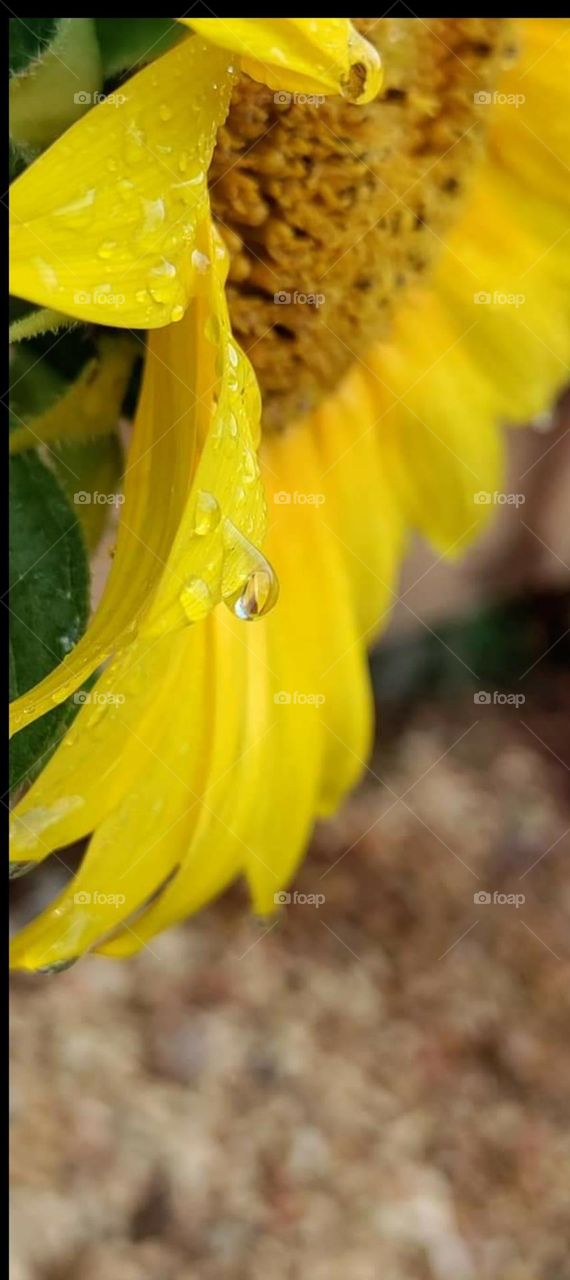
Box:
10;661;570;1280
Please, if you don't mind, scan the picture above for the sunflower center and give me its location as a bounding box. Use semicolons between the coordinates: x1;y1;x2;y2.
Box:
209;18;516;431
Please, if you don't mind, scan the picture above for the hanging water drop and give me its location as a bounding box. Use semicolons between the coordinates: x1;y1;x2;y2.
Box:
221;521;279;621
228;567;278;620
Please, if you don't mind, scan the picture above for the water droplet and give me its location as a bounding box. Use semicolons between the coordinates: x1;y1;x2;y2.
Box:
150;257;176;279
98;239;117;259
159;102;173;121
172;171;204;203
193;490;220;535
124;126;146;165
242;449;259;484
228;566;278;620
221;521;279;621
140;196;166;237
117;178;135;201
35;958;78;975
179;577;214;622
54;188;96;227
170;304;184;322
191;249;210;275
148;285;169;306
227;343;239;368
32;257;58;290
9;861;36;880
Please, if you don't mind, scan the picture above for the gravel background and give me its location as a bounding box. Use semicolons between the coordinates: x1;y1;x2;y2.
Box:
10;669;570;1280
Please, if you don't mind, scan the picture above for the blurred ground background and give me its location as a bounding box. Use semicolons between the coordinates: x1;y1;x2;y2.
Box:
10;410;570;1280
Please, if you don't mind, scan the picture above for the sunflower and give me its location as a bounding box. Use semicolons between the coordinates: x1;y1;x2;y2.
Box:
8;18;570;970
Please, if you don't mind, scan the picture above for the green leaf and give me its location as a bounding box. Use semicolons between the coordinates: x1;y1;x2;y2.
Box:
9;452;89;792
10;18;102;151
9;18;59;75
95;18;182;78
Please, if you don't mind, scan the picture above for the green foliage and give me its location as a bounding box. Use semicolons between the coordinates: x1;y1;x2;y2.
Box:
9;452;89;792
9;18;59;75
95;18;181;78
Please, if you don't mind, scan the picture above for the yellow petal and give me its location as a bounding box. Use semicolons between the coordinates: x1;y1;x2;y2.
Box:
179;18;382;103
9;633;189;871
9;36;235;326
101;416;393;953
362;17;570;556
9;627;210;970
10;222;268;733
10;336;404;967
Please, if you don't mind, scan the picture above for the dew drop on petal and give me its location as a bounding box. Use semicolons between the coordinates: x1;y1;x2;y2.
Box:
191;249;211;275
124;127;146;166
193;490;221;536
117;179;135;201
140;196;166;237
